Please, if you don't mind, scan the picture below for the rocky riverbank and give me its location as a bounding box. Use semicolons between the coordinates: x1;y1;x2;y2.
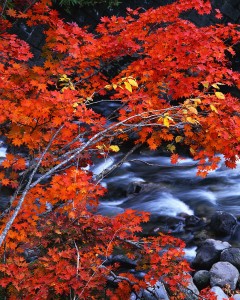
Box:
104;210;240;299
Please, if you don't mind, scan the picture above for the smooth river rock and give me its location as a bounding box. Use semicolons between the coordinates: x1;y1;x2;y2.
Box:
192;239;231;270
210;286;228;300
210;211;237;236
210;261;239;290
193;270;210;290
220;247;240;270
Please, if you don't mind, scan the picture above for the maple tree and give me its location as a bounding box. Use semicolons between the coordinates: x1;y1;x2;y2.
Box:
0;0;239;298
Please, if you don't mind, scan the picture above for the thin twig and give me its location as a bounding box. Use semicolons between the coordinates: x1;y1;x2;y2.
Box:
74;240;80;277
95;143;141;183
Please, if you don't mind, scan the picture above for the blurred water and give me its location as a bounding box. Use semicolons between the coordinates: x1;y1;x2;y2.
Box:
92;151;240;218
0;145;7;159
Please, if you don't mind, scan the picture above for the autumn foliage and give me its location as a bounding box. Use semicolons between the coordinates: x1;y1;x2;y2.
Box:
0;0;239;298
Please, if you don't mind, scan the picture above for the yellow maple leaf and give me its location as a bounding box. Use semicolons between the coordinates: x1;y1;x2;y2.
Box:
215;92;225;99
163;117;170;127
175;136;183;143
202;81;209;88
167;144;176;153
124;81;132;93
188;106;198;114
72;102;78;108
211;83;220;89
210;104;218;113
127;78;138;87
109;145;120;152
186;117;196;124
104;84;112;90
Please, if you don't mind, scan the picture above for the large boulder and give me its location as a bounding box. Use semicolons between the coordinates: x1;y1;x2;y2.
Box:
192;239;231;270
193;270;210;290
220;248;240;271
210;261;239;290
210;211;237;236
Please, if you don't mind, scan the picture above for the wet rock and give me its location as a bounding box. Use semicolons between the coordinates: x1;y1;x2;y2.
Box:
210;211;237;236
230;224;240;243
145;215;186;235
105;254;137;269
192;239;231;270
157;216;185;233
130;281;170;300
185;215;206;230
193;270;210;290
193;229;214;246
24;248;40;263
126;181;162;195
180;276;199;300
210;286;228;300
210;261;239;290
220;248;240;271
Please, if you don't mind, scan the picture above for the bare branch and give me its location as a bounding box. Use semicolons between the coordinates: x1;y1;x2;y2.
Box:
95;143;141;183
0;125;64;247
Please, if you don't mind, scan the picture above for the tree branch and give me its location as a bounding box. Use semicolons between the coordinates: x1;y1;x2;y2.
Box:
0;125;64;247
95;143;141;183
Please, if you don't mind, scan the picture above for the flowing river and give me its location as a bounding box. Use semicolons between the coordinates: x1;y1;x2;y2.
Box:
93;150;240;219
1;140;239;220
1;142;240;258
92;150;240;258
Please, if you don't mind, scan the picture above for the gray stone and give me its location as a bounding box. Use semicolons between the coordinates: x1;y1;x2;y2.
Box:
181;276;199;300
210;211;237;236
210;261;239;290
210;286;228;300
231;224;240;242
221;1;240;21
24;247;40;263
130;281;170;300
127;181;160;195
232;295;240;300
193;270;210;290
192;239;231;270
220;248;240;270
185;215;206;230
193;229;213;246
106;254;137;268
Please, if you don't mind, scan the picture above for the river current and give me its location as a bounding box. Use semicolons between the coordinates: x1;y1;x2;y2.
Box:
1;141;239;219
93;150;240;219
1;143;240;258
